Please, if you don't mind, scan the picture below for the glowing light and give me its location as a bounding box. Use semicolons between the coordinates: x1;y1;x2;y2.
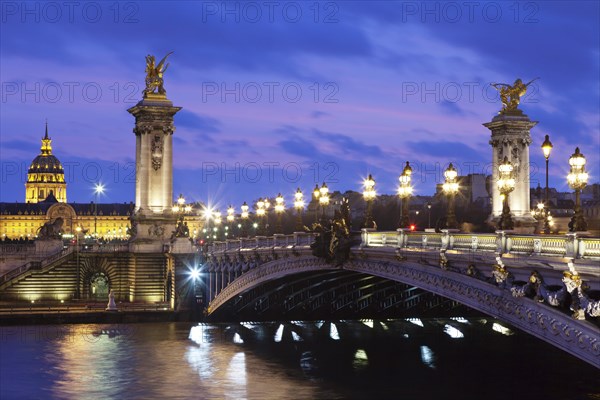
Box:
189;267;200;281
360;319;374;328
352;349;369;370
329;323;340;340
420;346;436;368
240;322;256;330
443;324;464;338
315;321;324;329
233;333;244;344
291;331;302;342
274;324;284;342
450;317;469;324
492;323;513;336
407;318;423;327
380;321;389;330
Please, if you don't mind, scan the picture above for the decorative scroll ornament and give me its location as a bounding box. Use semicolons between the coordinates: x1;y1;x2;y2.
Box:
151;135;163;170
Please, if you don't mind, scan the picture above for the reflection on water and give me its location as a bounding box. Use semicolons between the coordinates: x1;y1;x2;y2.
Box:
1;319;598;400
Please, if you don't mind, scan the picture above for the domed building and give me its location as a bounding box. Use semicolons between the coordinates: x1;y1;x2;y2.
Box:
25;123;67;203
0;124;203;241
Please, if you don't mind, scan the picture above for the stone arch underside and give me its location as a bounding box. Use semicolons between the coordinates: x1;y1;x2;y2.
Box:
208;256;599;367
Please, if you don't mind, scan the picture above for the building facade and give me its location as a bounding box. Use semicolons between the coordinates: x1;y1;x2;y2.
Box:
0;126;202;241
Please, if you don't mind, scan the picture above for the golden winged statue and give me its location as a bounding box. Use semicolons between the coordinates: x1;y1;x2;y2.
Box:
143;52;173;98
491;78;538;114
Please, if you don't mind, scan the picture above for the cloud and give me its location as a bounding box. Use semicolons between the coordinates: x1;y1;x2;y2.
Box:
0;139;38;151
407;141;482;162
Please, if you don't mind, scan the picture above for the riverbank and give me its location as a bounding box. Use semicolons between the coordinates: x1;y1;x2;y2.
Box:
0;310;190;325
0;301;200;325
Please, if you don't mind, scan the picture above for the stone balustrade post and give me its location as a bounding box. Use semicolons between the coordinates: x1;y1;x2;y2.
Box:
396;228;409;248
361;228;375;247
565;233;578;259
273;233;284;247
495;230;512;255
440;229;459;250
293;231;306;246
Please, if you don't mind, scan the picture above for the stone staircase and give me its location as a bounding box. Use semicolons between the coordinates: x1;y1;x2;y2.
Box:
0;256;78;301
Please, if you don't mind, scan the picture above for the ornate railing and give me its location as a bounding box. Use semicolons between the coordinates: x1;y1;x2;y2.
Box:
361;230;599;259
210;233;316;253
0;244;36;255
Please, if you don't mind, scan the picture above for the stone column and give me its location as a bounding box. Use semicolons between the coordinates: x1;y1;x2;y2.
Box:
128;96;181;214
127;94;182;252
484;113;537;232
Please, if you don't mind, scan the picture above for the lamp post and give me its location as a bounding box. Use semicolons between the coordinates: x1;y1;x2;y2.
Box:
427;202;432;229
264;198;271;235
93;183;104;238
294;188;305;231
567;147;588;232
312;184;321;223
531;202;546;233
362;174;376;228
75;225;81;299
240;202;249;237
227;205;235;237
274;193;285;233
172;194;192;238
318;183;330;220
398;161;413;228
497;156;515;230
541;134;553;233
213;210;222;240
442;163;459;229
256;198;266;235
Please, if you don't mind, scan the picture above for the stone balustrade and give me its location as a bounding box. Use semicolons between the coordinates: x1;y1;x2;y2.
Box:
360;230;599;260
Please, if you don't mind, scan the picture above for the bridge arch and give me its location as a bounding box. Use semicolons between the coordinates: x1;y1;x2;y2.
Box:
207;254;599;367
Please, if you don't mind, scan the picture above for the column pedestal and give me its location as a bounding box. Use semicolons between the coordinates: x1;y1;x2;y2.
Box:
485;112;537;233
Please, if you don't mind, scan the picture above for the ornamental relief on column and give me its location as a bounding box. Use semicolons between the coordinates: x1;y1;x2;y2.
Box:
151;134;163;171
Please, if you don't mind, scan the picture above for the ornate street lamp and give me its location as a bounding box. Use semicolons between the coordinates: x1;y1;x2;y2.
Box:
567;147;588;232
294;188;305;231
398;161;413;228
362;174;376;228
264;198;271;235
312;184;320;223
319;183;330;220
256;198;266;235
541;134;553;233
212;210;222;240
240;202;249;237
172;194;193;238
442;163;459;229
274;193;285;233
497;156;515;230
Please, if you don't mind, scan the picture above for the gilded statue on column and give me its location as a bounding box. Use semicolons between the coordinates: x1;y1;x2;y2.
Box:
143;52;173;98
491;78;538;114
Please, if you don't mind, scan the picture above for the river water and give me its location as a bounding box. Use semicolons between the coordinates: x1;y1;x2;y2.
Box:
0;319;597;399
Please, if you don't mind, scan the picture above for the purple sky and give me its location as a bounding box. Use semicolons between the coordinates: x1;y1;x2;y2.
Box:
1;1;599;211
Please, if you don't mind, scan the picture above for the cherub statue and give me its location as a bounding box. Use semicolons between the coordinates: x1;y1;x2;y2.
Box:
143;52;173;97
491;78;538;114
